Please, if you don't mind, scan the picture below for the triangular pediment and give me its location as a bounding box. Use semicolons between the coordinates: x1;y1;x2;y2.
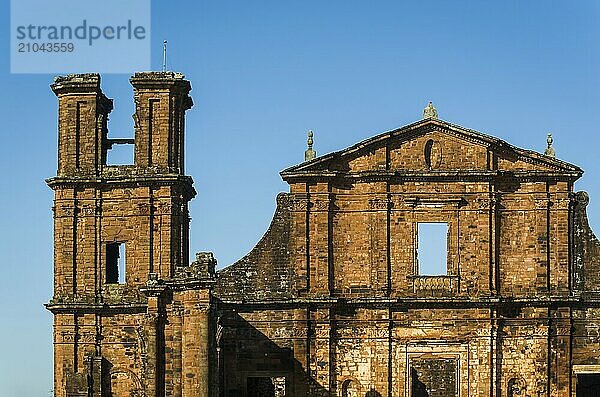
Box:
281;119;581;180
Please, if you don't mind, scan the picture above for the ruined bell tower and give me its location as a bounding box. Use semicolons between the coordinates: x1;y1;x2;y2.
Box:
46;72;216;397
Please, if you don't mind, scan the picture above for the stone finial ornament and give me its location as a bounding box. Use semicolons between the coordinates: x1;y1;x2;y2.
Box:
423;101;438;119
305;130;316;161
544;133;556;158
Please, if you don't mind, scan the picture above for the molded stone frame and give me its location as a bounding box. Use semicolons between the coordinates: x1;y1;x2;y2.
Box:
573;365;600;397
407;198;463;296
399;343;468;397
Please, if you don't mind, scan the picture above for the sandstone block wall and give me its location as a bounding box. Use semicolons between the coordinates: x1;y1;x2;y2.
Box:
48;73;600;396
48;73;217;397
215;119;600;396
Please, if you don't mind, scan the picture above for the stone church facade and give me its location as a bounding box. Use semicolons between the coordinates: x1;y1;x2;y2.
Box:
46;72;600;397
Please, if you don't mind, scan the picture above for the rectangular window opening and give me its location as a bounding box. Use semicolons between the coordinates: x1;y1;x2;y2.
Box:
106;242;126;284
417;222;448;275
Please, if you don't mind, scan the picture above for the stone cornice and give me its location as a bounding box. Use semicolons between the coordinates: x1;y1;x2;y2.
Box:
214;295;592;311
46;172;197;198
130;71;193;110
282;169;581;183
45;302;147;314
50;73;113;112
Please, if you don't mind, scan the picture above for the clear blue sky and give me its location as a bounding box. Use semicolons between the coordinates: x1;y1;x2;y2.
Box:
1;1;599;395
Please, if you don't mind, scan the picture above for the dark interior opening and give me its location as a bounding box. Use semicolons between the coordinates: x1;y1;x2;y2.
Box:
247;377;275;397
578;374;600;397
411;368;429;397
410;359;457;397
106;242;125;284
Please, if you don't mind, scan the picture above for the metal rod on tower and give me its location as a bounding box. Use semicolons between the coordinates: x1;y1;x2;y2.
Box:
163;40;168;72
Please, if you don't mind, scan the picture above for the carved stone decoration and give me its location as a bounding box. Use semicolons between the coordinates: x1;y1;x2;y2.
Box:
156;202;172;215
423;101;438;119
544;133;556;158
136;203;152;216
179;203;188;216
59;331;76;343
305;130;317;161
171;303;185;317
59;205;76;217
575;191;590;210
585;323;600;339
555;324;572;336
312;198;331;211
272;377;286;397
80;204;97;216
291;327;308;338
424;139;442;169
368;198;389;210
65;372;87;396
508;377;526;397
79;331;96;343
290;197;309;211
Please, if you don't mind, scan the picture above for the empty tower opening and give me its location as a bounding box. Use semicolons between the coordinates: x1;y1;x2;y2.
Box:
416;222;448;275
105;138;134;165
106;242;126;284
103;96;135;166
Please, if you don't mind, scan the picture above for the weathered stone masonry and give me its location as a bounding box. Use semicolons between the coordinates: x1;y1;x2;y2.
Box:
47;73;600;396
47;72;215;397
